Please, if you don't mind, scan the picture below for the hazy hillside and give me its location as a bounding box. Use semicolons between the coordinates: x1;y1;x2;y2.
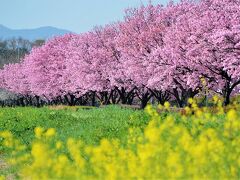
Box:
0;25;72;41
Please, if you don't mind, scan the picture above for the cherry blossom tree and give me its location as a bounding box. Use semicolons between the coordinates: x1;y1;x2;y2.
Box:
147;1;203;107
160;0;240;105
64;27;116;105
117;4;173;108
22;34;78;105
0;63;30;95
0;0;239;107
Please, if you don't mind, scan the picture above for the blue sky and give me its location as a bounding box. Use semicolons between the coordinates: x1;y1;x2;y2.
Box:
0;0;169;33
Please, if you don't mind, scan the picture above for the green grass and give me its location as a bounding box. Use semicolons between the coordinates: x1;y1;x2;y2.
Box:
0;105;149;177
0;105;149;146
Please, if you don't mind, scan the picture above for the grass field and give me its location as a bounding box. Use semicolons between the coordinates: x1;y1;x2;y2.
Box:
0;106;148;146
0;106;148;178
0;100;240;179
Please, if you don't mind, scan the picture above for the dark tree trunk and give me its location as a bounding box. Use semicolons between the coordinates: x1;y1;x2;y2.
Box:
91;91;96;106
222;80;240;106
117;87;136;105
219;71;240;106
110;89;120;104
127;93;135;105
137;91;153;109
19;97;25;107
150;89;171;105
117;87;127;104
224;92;231;106
27;95;32;106
77;95;88;105
35;96;41;107
172;88;198;108
97;91;113;105
65;94;76;106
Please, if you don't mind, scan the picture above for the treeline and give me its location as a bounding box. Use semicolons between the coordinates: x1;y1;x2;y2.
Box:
0;38;45;67
0;38;45;106
0;0;240;109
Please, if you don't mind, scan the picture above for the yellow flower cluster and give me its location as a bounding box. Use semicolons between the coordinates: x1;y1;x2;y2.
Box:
34;127;56;139
0;102;240;179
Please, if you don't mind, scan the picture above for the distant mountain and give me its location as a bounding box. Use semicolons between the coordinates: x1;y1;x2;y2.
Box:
0;25;72;41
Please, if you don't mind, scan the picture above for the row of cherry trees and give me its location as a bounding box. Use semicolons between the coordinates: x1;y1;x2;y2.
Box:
0;0;240;108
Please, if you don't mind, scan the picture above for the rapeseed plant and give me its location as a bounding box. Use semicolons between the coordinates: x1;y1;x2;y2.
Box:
0;100;239;179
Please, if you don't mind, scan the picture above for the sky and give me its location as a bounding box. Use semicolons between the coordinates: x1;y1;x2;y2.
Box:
0;0;169;33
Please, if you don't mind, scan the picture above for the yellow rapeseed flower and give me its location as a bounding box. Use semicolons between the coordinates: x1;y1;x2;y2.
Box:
188;98;194;104
1;105;240;179
227;109;237;120
34;127;44;138
56;141;62;149
45;128;56;137
164;101;170;110
213;95;219;104
0;131;12;138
